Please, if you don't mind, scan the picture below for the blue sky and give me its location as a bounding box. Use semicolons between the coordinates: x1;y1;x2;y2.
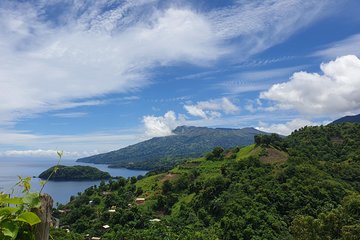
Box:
1;0;360;159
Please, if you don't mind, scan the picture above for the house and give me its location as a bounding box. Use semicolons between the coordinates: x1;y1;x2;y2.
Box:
102;225;110;229
135;197;145;204
58;209;70;213
149;218;161;222
91;237;101;240
108;209;116;213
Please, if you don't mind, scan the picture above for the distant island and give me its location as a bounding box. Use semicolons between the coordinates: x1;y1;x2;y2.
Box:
39;165;111;181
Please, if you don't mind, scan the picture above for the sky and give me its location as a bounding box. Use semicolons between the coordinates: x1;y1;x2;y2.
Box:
1;0;360;159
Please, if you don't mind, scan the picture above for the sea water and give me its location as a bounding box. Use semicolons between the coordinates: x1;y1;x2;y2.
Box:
0;158;147;204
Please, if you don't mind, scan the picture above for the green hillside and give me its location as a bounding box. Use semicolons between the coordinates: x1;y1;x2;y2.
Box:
39;165;111;181
77;126;268;171
54;123;360;239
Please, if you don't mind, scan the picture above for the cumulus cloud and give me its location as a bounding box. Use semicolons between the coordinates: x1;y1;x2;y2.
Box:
143;111;178;137
184;97;239;119
256;119;321;136
260;55;360;115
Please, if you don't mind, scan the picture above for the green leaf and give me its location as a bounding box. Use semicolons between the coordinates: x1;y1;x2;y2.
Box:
57;151;63;159
23;181;31;192
23;193;41;208
0;197;23;205
0;221;19;238
16;212;41;226
0;207;20;215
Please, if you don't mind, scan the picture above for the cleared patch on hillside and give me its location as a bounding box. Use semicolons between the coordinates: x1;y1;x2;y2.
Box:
331;137;344;145
160;173;180;182
259;147;288;164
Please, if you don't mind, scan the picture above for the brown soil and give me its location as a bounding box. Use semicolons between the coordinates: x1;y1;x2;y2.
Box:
160;173;180;182
259;148;288;164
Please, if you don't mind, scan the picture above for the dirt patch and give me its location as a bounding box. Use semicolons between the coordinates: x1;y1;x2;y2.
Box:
184;162;201;167
160;173;180;182
260;148;288;164
331;137;344;145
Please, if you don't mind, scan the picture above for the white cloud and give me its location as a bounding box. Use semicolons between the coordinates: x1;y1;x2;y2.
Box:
256;119;321;136
0;3;224;126
0;129;142;158
184;105;207;119
0;1;338;126
218;65;306;94
143;111;178;137
52;112;88;118
0;149;99;159
260;55;360;115
207;0;336;57
314;34;360;59
184;97;239;119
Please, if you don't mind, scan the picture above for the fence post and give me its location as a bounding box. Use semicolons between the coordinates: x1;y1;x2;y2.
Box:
33;194;53;240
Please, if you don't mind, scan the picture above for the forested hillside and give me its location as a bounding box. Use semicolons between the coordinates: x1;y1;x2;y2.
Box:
54;123;360;239
77;126;268;171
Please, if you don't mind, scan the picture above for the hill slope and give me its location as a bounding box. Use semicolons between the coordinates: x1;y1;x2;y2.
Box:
56;123;360;240
332;113;360;124
77;126;268;170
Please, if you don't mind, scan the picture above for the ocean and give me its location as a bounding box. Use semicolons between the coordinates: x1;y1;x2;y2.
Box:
0;158;147;205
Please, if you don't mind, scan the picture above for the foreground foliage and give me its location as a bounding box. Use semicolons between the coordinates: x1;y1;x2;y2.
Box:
0;177;41;239
57;123;360;239
0;151;63;239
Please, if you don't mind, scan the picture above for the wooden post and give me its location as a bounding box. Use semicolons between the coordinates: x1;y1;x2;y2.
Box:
33;194;53;240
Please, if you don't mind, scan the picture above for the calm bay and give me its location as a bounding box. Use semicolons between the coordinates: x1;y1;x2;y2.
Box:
0;158;147;205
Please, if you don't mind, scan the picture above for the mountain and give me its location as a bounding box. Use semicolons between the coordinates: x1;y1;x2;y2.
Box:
77;126;269;170
56;122;360;240
332;113;360;124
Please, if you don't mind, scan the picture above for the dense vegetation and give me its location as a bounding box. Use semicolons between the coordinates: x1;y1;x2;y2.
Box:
39;165;111;181
0;178;42;240
55;123;360;239
77;126;268;170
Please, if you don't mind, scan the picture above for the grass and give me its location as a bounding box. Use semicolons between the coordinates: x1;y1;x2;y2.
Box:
236;144;258;160
136;174;165;196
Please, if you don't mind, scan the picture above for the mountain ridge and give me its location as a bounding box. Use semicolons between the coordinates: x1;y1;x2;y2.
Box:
332;113;360;124
77;126;269;170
